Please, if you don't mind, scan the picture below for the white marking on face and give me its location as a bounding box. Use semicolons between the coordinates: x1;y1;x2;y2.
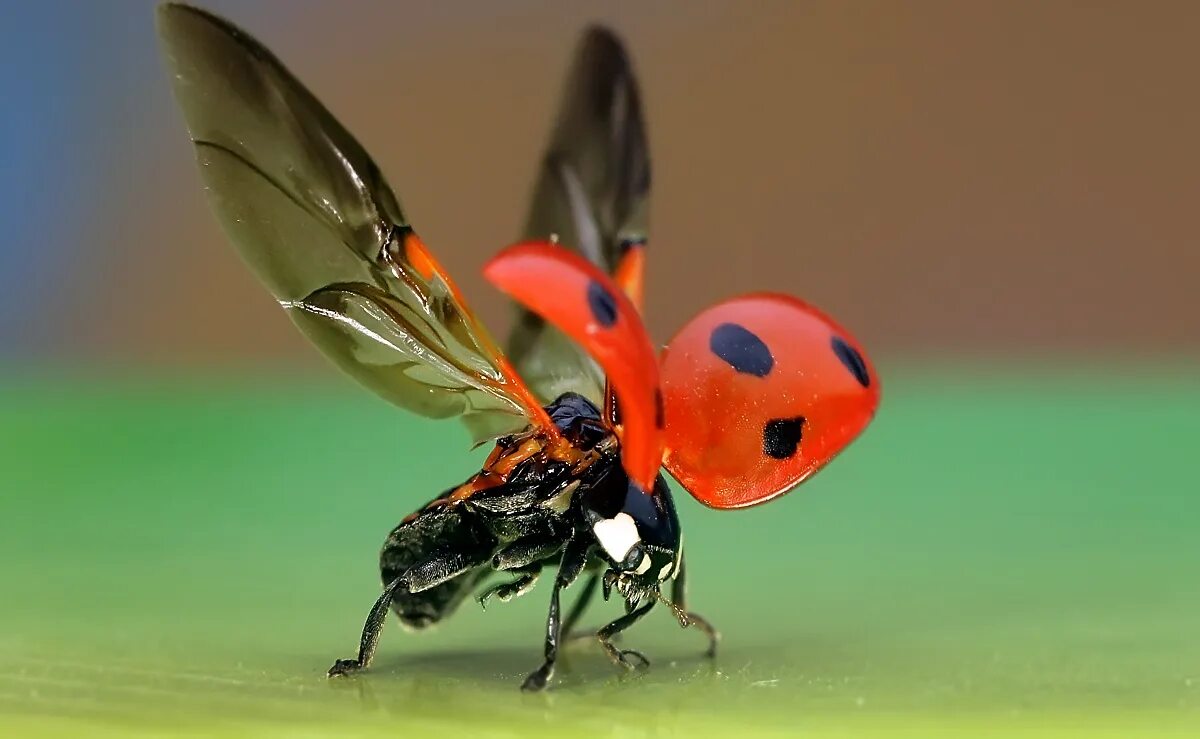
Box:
592;512;640;563
657;561;673;580
635;554;652;575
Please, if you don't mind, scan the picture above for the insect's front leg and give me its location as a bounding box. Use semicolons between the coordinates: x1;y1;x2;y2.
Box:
671;554;719;658
520;536;591;692
327;550;487;677
596;600;655;672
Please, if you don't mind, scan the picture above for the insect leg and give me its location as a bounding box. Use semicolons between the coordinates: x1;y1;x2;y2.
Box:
596;600;656;671
560;572;599;640
491;534;563;571
328;550;487;677
476;563;541;608
327;575;406;677
520;536;591;691
476;531;566;608
670;554;719;658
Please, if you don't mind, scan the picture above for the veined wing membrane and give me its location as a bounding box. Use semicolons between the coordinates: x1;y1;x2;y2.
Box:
157;3;547;442
509;27;651;405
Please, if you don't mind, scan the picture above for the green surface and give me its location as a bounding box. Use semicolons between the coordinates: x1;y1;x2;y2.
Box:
2;365;1198;737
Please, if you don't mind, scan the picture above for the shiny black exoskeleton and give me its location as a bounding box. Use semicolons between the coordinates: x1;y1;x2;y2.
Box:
327;393;717;690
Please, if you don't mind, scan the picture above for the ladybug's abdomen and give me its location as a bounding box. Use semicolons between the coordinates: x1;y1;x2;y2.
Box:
379;498;496;629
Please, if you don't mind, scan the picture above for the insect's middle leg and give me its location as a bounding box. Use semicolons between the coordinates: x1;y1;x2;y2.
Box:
327;550;488;677
491;533;563;571
560;572;599;640
476;563;541;608
475;531;565;608
520;537;591;691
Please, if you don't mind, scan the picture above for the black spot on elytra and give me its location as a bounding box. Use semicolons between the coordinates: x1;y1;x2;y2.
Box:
831;336;870;388
587;280;618;328
654;388;664;429
763;417;805;460
709;323;773;377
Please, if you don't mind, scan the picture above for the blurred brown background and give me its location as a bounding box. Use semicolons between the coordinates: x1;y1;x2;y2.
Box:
4;0;1197;364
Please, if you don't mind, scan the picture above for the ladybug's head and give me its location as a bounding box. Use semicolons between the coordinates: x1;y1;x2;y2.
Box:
583;471;681;610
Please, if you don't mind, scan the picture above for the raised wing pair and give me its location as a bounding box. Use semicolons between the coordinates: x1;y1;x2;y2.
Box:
157;3;879;690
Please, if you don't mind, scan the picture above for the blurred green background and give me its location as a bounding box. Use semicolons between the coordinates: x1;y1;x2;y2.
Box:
1;1;1197;737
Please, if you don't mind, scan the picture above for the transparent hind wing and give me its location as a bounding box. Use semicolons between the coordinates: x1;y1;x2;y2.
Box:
158;4;549;442
509;26;651;405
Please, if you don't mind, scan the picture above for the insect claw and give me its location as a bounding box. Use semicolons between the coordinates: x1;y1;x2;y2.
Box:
327;658;364;677
606;648;650;672
521;661;554;692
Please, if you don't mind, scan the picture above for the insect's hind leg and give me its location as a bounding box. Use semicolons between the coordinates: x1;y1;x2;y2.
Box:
327;575;406;677
327;550;487;677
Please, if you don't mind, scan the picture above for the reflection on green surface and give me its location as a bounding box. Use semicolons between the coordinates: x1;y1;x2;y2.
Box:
1;366;1198;737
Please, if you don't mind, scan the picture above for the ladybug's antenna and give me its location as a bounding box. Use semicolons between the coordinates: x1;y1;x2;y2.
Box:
656;590;689;627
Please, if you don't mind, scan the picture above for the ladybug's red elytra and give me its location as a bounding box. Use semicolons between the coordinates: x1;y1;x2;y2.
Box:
487;247;881;510
660;295;880;509
157;1;880;692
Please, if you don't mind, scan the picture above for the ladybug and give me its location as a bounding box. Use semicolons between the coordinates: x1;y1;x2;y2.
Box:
157;3;880;691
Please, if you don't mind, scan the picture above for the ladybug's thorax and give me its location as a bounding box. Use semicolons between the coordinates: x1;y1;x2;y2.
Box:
451;393;617;502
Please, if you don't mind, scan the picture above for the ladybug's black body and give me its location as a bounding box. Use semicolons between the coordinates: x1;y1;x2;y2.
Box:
328;394;716;690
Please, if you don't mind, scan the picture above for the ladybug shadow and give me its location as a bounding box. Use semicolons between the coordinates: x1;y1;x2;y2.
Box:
324;641;721;709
